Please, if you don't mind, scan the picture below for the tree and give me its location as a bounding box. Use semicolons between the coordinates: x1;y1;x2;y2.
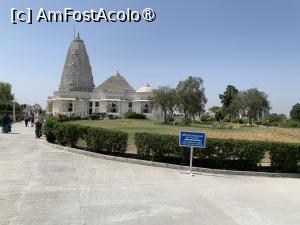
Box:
149;86;178;123
0;82;14;104
290;103;300;121
219;85;239;108
238;88;271;122
209;106;221;115
176;76;207;125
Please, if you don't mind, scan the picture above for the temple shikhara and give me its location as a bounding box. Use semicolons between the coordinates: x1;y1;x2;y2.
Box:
47;34;162;119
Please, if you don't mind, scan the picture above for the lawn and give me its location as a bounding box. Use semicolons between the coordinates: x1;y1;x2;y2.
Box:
69;119;300;153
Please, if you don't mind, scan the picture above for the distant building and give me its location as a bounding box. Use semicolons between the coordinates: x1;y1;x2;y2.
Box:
47;34;162;119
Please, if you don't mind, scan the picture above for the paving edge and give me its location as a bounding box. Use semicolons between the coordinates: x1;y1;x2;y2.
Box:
42;140;300;179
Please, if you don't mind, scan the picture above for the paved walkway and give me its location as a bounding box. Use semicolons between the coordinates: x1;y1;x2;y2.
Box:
0;123;300;225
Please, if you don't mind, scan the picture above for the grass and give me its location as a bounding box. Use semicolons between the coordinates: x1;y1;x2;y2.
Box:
69;119;300;145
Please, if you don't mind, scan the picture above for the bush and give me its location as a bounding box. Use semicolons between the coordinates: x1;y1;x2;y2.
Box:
124;111;147;119
64;124;81;147
135;132;189;163
90;113;100;120
56;114;69;122
43;117;59;143
269;142;300;172
53;123;67;146
86;127;128;153
200;113;215;123
107;114;114;120
281;119;300;128
258;114;287;127
45;119;128;154
135;132;300;172
232;118;245;124
199;138;266;169
215;110;225;121
212;122;233;129
222;114;231;123
68;115;82;121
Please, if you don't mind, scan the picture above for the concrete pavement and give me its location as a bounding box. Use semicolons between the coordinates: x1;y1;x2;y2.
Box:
1;122;300;225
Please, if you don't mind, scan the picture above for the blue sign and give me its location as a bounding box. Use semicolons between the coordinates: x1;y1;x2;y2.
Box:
179;131;206;148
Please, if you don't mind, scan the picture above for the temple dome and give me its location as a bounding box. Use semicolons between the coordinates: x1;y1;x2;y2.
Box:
136;83;154;92
59;34;95;92
95;71;135;92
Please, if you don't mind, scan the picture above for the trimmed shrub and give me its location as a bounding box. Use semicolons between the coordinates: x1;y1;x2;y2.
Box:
124;111;146;119
90;113;100;120
135;132;189;163
198;138;266;169
85;127;128;153
64;124;81;147
43;117;59;143
135;132;300;172
53;123;67;146
269;142;300;173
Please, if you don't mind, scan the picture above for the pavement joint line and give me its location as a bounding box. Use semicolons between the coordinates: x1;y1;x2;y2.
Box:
42;140;300;179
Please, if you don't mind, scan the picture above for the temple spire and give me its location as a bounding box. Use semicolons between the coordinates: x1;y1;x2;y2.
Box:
59;36;94;92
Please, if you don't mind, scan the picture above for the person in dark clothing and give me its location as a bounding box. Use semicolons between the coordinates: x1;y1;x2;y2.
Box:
24;112;29;127
2;112;11;133
30;112;34;127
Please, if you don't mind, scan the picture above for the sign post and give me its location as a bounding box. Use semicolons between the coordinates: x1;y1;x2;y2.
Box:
179;131;206;176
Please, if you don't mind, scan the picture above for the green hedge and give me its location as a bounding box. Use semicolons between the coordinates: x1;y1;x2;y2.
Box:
85;127;128;153
135;132;300;173
135;133;189;163
43;118;127;153
43;117;58;143
43;118;300;173
269;142;300;172
124;111;147;119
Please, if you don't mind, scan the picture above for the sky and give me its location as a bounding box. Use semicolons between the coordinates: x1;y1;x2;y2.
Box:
0;0;299;115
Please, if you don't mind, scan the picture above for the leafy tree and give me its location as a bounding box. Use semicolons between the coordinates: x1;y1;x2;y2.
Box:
215;109;226;121
290;103;300;121
176;76;207;125
219;85;239;108
209;106;221;115
238;88;271;122
0;82;14;104
149;86;178;123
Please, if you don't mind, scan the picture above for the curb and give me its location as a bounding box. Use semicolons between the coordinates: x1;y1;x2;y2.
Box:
42;140;300;179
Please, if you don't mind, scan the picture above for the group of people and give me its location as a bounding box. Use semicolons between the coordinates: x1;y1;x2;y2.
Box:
1;110;44;138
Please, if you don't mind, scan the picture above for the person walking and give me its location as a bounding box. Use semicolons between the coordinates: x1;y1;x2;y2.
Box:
34;110;44;138
24;112;29;127
2;112;11;133
30;111;34;127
